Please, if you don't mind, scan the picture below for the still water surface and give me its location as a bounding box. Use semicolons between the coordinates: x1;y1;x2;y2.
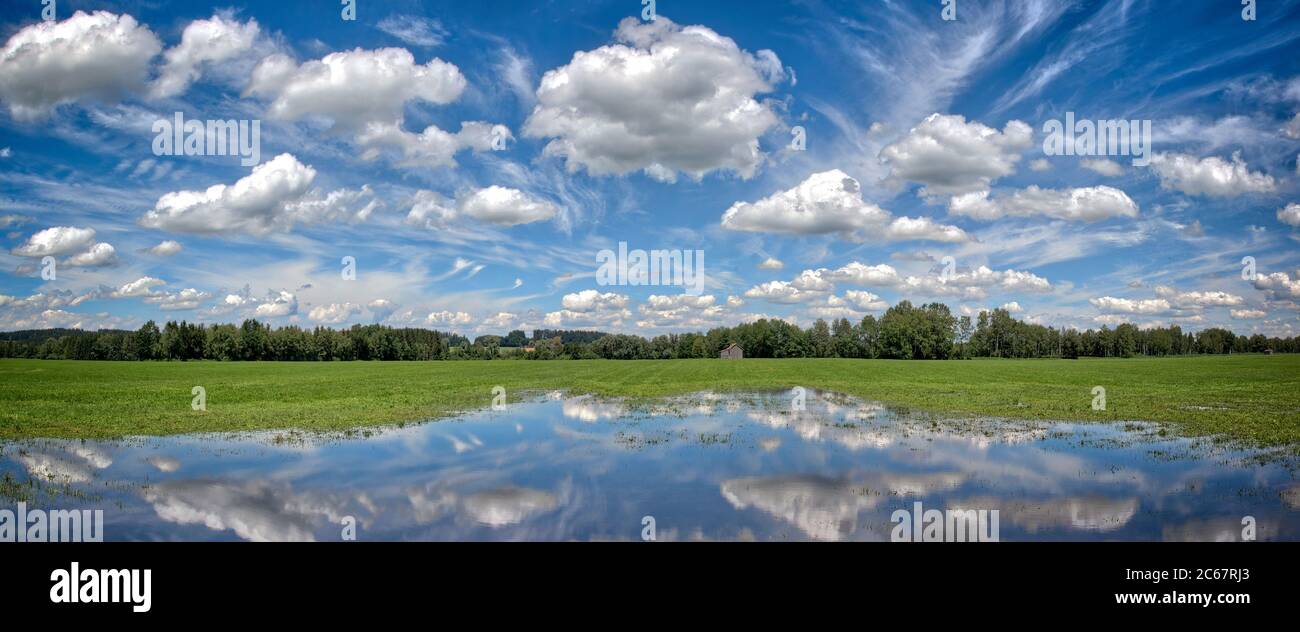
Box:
2;390;1296;541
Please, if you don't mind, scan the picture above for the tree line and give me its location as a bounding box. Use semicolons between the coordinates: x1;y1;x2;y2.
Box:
1;301;1295;361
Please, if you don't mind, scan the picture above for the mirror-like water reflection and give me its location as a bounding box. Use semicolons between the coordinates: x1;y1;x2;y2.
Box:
2;390;1297;541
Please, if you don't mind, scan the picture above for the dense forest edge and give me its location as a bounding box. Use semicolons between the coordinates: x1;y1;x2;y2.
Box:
1;300;1295;361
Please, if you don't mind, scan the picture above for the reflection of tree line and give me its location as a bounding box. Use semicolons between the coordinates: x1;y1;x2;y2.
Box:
2;302;1295;361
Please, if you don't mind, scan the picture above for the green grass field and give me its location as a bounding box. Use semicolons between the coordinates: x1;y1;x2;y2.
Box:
1;355;1297;446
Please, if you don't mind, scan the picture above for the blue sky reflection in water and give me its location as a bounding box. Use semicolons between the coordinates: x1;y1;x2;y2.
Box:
1;390;1297;541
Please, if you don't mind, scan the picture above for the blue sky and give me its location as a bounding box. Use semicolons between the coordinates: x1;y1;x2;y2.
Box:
1;0;1298;336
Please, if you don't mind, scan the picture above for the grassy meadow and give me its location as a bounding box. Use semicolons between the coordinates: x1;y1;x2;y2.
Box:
0;355;1297;445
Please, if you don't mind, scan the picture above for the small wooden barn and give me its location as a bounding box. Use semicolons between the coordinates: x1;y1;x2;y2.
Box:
720;343;743;359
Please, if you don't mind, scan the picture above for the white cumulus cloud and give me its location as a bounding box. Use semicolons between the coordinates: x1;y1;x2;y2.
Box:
545;290;631;327
145;288;212;311
11;226;97;257
406;186;557;228
1152;285;1243;309
147;240;184;256
151;14;260;98
458;186;558;226
248;47;465;128
721;169;968;242
309;302;362;324
1278;203;1300;227
523;17;785;182
1148;152;1276;197
140;153;379;235
879;113;1033;198
1253;271;1300;300
1089;297;1170;314
113;277;166;298
751;261;1052;305
247;47;500;168
426;310;474;327
64;242;118;267
948;185;1139;222
0;11;161;120
254;291;297;318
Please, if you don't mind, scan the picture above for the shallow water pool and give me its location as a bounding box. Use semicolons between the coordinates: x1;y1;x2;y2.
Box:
1;390;1296;541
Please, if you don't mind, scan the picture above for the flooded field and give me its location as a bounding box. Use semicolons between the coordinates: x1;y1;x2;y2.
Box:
2;390;1297;541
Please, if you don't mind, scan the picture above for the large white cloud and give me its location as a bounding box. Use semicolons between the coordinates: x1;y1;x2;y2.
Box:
879;113;1033;198
0;11;162;120
1253;271;1300;300
721;170;968;242
948;185;1139;222
523;17;785;182
405;186;558;228
151;14;260;98
1148;152;1276;197
248;48;465;128
11;226;117;267
247;47;498;168
458;186;558;226
722;170;887;235
140;153;379;235
11;226;97;257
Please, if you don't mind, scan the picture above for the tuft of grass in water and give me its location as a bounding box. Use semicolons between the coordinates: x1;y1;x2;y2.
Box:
0;471;35;504
0;355;1296;447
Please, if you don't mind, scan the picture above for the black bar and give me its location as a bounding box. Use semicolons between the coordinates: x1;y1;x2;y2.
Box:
2;542;1288;620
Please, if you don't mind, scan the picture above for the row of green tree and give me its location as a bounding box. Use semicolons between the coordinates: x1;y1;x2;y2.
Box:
1;301;1295;361
1;321;464;361
566;302;1296;360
